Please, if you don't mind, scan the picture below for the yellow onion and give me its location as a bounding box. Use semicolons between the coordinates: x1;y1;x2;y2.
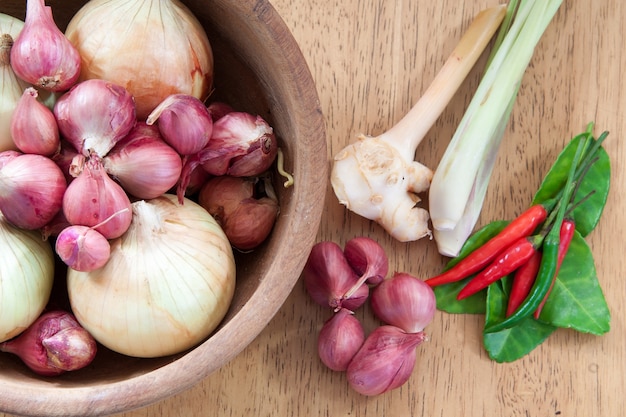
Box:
0;211;54;343
64;0;214;120
67;194;236;358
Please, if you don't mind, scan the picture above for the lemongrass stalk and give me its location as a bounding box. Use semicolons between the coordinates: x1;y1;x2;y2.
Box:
330;5;506;242
429;0;564;256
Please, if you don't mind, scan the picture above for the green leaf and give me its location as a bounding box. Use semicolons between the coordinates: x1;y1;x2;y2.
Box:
536;231;611;335
532;134;611;237
483;277;557;362
433;221;508;314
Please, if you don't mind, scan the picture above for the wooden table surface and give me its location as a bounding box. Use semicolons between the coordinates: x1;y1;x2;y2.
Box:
6;0;625;416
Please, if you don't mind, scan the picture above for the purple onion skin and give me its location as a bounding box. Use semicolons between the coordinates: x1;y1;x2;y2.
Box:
346;325;427;396
303;241;369;311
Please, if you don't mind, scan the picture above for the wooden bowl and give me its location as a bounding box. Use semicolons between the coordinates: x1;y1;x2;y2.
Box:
0;1;327;415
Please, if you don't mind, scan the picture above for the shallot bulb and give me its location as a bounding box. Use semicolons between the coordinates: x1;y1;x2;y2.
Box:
343;237;388;286
201;112;278;176
346;325;427;396
10;0;81;91
54;79;136;157
317;308;365;372
103;123;182;199
62;155;132;239
146;94;213;155
303;241;369;311
56;225;111;272
198;176;279;251
371;272;436;333
0;151;66;229
10;87;60;155
0;310;97;376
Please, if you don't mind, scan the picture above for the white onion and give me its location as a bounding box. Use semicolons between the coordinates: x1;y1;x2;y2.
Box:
67;194;236;358
0;211;54;343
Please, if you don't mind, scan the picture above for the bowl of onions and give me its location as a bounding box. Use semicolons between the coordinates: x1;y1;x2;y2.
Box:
0;0;326;415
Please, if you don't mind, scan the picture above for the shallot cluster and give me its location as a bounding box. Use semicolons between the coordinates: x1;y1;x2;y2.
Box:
303;237;436;396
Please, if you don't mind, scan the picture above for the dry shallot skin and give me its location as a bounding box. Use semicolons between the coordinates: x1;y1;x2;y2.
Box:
10;87;60;156
0;152;66;230
343;236;389;286
303;241;369;311
346;325;427;396
103;122;183;199
198;176;279;251
370;272;436;333
0;310;97;376
9;0;81;92
317;308;365;372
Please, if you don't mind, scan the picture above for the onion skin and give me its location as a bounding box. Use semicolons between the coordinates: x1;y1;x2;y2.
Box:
343;237;388;286
56;225;111;272
67;195;236;358
65;0;214;120
0;212;54;343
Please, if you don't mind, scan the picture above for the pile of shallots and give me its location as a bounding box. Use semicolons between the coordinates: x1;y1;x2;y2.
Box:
303;237;436;396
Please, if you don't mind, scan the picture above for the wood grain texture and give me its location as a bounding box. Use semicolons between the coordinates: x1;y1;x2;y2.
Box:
3;0;625;415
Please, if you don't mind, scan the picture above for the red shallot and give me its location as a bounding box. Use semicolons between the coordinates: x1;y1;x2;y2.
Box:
0;310;97;376
62;155;132;239
343;237;388;286
103;122;182;199
55;225;111;272
53;79;136;157
146;94;212;155
198;176;279;251
371;272;436;333
10;87;59;155
317;308;364;372
346;325;427;396
303;241;369;311
9;0;81;91
0;151;66;230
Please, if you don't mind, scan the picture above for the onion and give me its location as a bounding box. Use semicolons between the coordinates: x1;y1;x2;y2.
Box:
67;194;236;358
1;14;29;152
0;211;54;343
65;0;214;120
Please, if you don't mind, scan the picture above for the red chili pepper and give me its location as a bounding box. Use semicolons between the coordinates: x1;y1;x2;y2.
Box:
506;250;542;317
533;219;576;319
456;236;540;300
426;203;550;287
